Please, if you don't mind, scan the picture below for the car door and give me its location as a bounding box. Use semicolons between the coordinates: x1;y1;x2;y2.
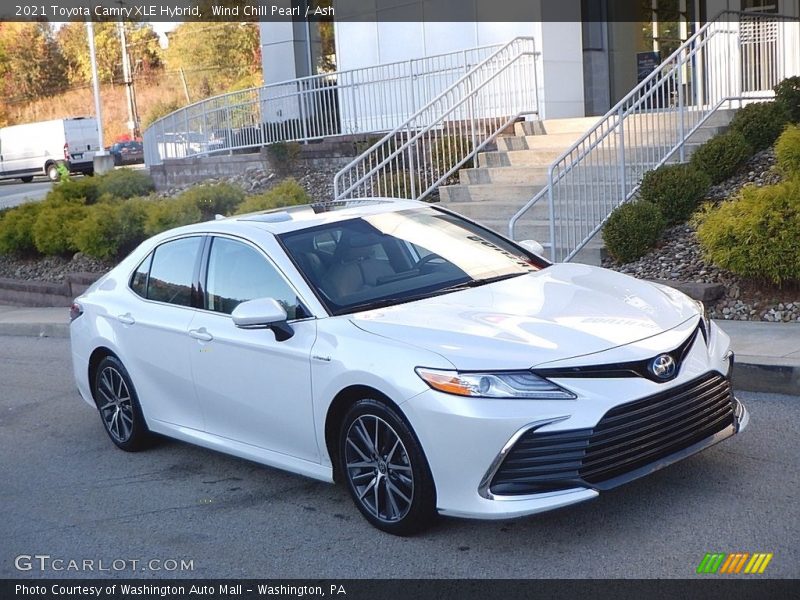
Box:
187;235;319;462
121;235;206;431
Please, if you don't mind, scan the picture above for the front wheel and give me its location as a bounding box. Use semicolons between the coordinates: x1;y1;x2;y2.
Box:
339;399;436;535
92;356;151;451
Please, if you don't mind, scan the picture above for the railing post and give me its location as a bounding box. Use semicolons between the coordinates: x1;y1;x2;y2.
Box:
299;81;309;142
616;106;626;204
547;168;556;262
407;126;417;199
677;58;686;163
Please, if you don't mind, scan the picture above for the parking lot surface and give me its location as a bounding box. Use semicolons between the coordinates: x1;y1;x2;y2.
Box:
1;336;797;579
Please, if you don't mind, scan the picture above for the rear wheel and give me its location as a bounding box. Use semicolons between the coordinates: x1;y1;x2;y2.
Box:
46;163;60;182
339;399;436;535
92;356;150;451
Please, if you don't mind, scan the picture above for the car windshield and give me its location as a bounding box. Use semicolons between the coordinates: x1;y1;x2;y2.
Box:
279;207;547;315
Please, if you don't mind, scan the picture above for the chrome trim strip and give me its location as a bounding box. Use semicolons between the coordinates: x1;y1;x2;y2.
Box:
477;415;571;501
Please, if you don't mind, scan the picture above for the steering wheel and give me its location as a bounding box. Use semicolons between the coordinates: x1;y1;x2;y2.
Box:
414;253;446;271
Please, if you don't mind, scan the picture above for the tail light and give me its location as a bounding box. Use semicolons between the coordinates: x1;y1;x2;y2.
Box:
69;302;84;322
63;142;70;160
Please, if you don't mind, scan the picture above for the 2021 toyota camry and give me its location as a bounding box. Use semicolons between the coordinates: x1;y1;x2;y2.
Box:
70;199;748;534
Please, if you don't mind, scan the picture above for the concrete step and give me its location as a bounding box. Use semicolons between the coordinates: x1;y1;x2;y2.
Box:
459;166;550;185
477;149;565;167
539;116;603;135
439;183;544;203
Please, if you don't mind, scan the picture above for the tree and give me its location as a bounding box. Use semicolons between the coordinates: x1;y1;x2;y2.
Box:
56;22;162;86
163;23;261;99
0;23;66;102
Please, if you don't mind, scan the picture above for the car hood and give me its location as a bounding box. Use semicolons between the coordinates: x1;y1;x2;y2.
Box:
350;263;699;370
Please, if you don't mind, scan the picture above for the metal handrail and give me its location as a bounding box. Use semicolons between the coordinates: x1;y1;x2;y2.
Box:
142;42;509;166
509;11;800;262
333;37;539;201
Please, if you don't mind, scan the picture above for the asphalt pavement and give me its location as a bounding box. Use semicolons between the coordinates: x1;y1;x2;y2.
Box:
0;178;52;209
0;335;797;579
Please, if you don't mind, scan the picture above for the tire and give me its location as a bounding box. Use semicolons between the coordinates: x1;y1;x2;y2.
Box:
46;163;60;182
19;176;33;183
92;356;151;452
338;399;437;535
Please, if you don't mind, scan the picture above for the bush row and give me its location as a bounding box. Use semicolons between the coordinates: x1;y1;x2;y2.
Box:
603;78;800;266
0;172;310;260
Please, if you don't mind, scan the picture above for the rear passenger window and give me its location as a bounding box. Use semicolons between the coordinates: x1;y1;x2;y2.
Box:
145;237;202;307
129;254;152;298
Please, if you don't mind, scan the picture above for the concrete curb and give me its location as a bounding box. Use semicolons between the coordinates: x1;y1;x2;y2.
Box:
0;322;70;338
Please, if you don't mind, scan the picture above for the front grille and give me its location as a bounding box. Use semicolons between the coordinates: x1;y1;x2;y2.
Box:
489;373;734;496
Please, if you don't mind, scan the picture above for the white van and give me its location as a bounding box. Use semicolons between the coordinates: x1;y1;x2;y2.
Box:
0;117;100;183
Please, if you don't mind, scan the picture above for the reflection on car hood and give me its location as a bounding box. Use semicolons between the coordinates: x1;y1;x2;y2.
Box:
350;263;699;370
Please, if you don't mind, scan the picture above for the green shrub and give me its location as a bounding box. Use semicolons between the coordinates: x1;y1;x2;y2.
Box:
638;164;710;225
47;176;100;205
266;142;301;174
695;178;800;285
774;76;800;124
729;101;789;151
72;203;124;259
96;169;155;200
176;182;245;220
0;202;41;255
690;130;752;185
72;198;151;260
602;200;666;263
236;179;310;213
372;170;414;198
775;124;800;177
144;199;203;237
32;203;88;255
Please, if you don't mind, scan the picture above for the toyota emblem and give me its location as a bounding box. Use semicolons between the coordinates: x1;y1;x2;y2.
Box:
650;354;677;380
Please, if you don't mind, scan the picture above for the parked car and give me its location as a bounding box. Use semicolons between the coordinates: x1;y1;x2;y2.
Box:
0;117;99;182
108;140;144;166
69;199;748;535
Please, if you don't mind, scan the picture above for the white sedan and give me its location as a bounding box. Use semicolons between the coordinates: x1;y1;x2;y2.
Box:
69;199;748;534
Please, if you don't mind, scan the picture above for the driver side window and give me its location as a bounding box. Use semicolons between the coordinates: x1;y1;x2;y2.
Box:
205;237;303;319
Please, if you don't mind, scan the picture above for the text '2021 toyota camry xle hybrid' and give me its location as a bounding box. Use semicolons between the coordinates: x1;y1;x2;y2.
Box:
70;199;748;534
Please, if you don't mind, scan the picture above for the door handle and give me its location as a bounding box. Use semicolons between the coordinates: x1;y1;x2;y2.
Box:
116;313;135;325
188;327;213;342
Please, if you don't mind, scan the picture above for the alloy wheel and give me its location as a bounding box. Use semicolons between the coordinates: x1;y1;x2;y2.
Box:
96;366;135;443
344;415;414;523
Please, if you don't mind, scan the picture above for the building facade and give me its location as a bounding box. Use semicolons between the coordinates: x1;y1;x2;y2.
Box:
260;0;800;120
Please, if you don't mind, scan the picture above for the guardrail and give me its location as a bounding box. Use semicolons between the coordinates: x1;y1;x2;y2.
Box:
509;11;800;262
333;37;539;202
142;43;507;166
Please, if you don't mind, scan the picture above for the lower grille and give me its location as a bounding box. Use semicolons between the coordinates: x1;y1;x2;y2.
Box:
489;373;734;496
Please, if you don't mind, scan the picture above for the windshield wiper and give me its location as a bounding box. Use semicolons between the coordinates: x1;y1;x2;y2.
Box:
339;273;530;315
438;272;528;293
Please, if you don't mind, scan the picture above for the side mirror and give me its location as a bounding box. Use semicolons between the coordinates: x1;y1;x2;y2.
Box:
519;239;545;256
231;298;294;341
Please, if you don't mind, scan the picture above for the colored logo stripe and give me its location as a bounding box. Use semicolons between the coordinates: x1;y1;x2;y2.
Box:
697;553;726;574
744;553;773;574
697;553;773;574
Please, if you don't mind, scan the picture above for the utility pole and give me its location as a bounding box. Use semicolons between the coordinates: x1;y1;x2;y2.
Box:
118;20;140;139
87;20;113;174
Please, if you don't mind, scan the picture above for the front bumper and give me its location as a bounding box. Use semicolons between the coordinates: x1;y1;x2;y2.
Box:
402;325;747;519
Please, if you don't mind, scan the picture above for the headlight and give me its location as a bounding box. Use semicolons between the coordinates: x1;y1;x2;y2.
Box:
415;368;576;399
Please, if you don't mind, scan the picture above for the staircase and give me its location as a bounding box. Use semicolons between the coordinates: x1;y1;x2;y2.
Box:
438;110;736;264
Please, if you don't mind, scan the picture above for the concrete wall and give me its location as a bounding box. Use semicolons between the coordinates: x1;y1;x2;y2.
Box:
0;273;96;308
148;144;356;190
